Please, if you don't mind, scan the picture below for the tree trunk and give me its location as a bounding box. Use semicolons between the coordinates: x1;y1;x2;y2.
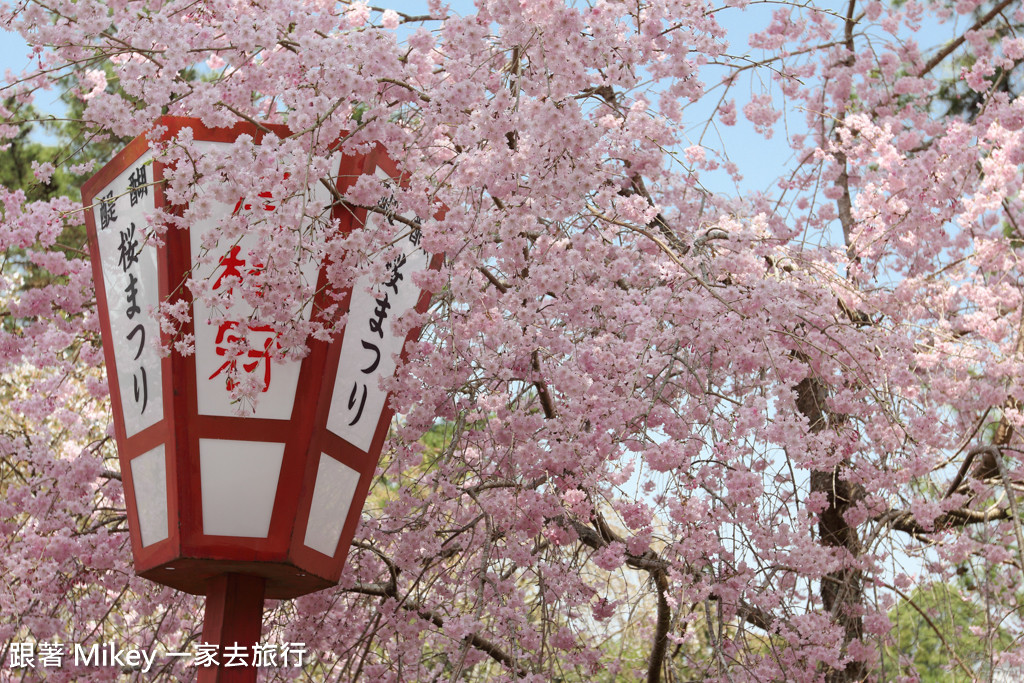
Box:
796;375;866;682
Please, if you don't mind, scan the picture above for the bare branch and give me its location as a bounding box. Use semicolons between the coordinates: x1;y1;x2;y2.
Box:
343;582;529;677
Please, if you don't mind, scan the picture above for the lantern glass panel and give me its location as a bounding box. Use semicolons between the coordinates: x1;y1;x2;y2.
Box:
327;167;430;451
199;439;285;537
303;453;361;556
130;445;169;547
92;153;164;436
188;141;332;419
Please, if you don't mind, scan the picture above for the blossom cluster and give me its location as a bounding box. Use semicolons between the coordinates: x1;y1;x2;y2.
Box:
3;0;1024;680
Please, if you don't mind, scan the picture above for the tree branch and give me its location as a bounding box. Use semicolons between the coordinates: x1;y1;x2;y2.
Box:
344;582;529;677
551;514;673;682
531;350;557;420
917;0;1017;78
648;570;671;683
992;448;1024;573
882;505;1012;538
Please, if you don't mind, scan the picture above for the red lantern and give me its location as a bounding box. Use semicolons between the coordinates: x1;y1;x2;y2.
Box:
82;116;439;680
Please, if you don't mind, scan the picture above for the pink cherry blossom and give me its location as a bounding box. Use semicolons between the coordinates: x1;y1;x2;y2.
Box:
2;0;1024;680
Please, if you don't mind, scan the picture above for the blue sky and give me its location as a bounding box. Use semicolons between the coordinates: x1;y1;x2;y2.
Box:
1;30;32;73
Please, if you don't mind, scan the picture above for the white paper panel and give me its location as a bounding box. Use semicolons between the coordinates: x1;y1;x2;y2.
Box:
327;167;430;451
189;142;340;418
199;438;284;537
92;153;164;437
303;453;361;556
129;445;169;547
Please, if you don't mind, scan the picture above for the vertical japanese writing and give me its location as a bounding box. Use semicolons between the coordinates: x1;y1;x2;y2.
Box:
376;189;398;224
375;182;421;245
128;164;148;207
206;195;279;394
116;213;149;415
118;222;139;271
99;191;117;230
327;166;434;449
91;153;163;436
408;218;422;247
186;145;331;420
344;226;417;429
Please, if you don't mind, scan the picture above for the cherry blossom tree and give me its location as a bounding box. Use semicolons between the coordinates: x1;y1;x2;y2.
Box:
3;0;1024;681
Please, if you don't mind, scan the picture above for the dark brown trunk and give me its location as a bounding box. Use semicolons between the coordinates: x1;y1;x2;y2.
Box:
796;375;866;683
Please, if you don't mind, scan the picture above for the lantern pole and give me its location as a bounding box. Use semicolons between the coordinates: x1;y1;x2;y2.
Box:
197;573;266;683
